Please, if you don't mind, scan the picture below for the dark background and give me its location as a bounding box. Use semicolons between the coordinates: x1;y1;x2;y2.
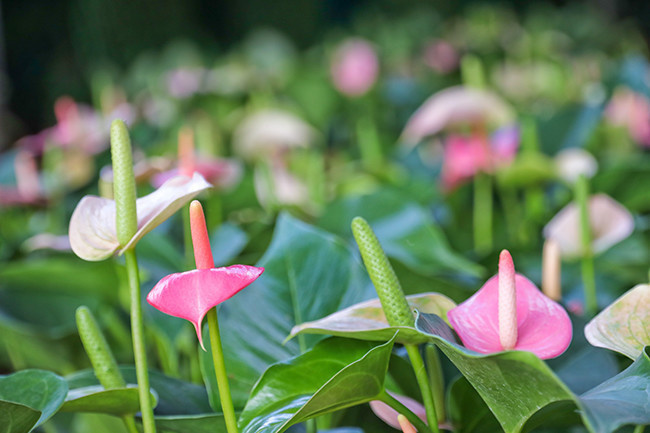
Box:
2;0;650;135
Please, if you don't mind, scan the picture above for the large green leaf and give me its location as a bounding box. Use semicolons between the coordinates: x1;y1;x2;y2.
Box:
0;370;68;432
205;213;374;408
66;367;212;416
154;414;227;433
580;347;650;433
60;386;141;415
290;293;456;344
239;336;396;433
317;190;483;278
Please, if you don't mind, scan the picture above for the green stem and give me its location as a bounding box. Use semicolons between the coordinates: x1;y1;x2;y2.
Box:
357;115;383;171
207;308;238;433
425;345;445;423
575;175;597;316
405;344;439;433
473;173;493;253
634;426;645;433
378;390;433;433
124;250;156;433
122;415;140;433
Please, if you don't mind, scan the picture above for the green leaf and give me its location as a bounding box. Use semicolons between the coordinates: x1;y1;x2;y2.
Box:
0;370;68;432
585;284;650;359
447;377;501;433
154;414;227;433
60;386;141;415
66;367;212;416
239;336;396;433
0;400;41;433
206;213;374;408
318;190;484;278
415;312;576;433
290;293;456;344
579;347;650;433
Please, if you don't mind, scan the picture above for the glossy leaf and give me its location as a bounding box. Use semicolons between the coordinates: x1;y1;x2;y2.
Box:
153;414;227;433
580;347;650;433
206;213;374;408
0;401;41;433
585;284;650;359
290;293;456;344
239;336;396;433
0;370;68;432
66;367;212;416
318;190;483;278
60;386;141;415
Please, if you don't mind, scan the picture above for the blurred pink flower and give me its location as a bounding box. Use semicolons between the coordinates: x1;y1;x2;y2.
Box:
448;250;572;359
254;161;308;209
543;194;634;258
401;86;514;146
0;150;46;207
370;393;426;430
165;68;206;99
330;38;379;97
422;39;459;74
441;127;519;191
605;87;650;147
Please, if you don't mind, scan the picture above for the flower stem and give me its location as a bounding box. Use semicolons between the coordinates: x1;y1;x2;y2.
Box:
378;390;433;433
425;345;445;423
121;416;140;433
207;308;239;433
633;425;645;433
473;173;493;253
575;175;597;316
405;344;439;433
124;249;156;433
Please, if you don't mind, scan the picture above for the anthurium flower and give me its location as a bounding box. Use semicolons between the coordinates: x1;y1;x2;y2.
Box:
554;148;598;184
448;250;572;359
401;86;514;146
330;38;379;97
147;201;264;349
370;393;426;430
543;194;634;258
605;86;650;147
69;173;212;261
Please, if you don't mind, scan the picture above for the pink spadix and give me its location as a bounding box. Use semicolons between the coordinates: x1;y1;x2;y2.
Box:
448;249;572;359
147;201;264;349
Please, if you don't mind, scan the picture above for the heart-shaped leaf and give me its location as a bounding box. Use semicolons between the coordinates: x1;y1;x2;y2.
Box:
60;386;141;415
585;284;650;359
289;293;456;344
0;370;68;432
318;190;483;278
203;213;374;409
239;336;396;433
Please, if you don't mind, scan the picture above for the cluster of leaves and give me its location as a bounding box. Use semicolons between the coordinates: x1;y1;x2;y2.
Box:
1;2;650;433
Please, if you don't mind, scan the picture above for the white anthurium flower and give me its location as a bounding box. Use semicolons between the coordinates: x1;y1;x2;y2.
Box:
543;194;634;258
554;148;598;184
401;85;514;147
69;173;212;261
232;109;317;161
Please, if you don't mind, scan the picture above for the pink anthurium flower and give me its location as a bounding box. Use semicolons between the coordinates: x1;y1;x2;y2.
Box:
370;393;427;430
147;201;264;349
543;194;634;258
448;250;572;359
605;86;650;147
330;38;379;97
69;173;212;261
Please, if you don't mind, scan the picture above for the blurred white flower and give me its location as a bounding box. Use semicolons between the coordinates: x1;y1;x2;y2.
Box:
554;148;598;184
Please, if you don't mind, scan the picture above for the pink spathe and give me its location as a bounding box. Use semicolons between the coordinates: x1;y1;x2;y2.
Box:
448;257;572;360
147;265;264;350
330;38;379;97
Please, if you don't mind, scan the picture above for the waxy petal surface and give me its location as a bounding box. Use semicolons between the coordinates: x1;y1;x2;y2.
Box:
448;274;572;359
69;173;212;261
543;194;634;258
146;265;264;348
585;284;650;359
